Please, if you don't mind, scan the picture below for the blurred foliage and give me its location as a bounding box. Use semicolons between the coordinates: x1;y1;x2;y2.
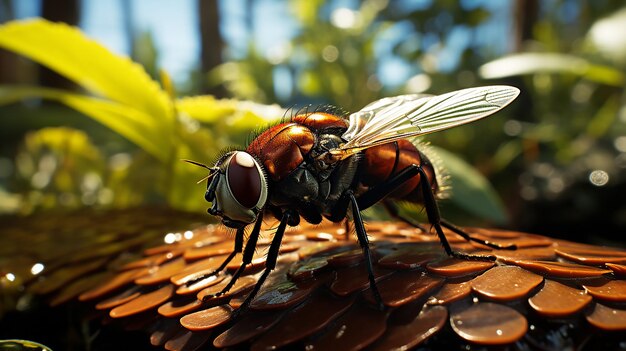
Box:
476;3;626;239
212;0;503;109
1;1;626;240
14;127;105;212
207;0;626;240
0;19;282;213
0;339;53;351
0;17;506;224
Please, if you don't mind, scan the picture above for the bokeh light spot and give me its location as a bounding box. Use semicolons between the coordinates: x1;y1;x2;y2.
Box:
589;170;609;186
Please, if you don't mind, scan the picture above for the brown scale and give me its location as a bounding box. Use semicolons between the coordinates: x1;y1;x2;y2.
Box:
3;210;626;350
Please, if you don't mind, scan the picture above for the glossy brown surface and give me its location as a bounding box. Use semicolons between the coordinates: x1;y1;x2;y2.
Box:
291;112;348;131
213;311;284;348
360;140;439;200
513;259;613;278
306;303;388;351
555;245;626;265
250;293;354;350
426;257;495;277
246;122;315;181
583;278;626;302
364;270;444;307
369;305;447;351
471;265;543;301
528;279;592;317
607;262;626;276
585;302;626;330
3;210;626;350
109;285;174;318
179;305;233;331
450;302;527;345
428;280;473;305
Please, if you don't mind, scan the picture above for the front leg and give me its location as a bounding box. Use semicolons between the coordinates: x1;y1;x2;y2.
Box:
185;226;245;287
202;212;264;301
233;209;294;317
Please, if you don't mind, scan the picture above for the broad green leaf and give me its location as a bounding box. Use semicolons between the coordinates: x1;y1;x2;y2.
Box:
479;53;624;87
0;86;170;162
0;340;53;351
176;96;282;133
430;146;507;224
0;19;173;124
176;96;237;123
587;95;620;138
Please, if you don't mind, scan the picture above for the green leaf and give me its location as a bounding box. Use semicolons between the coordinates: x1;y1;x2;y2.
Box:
430;146;507;224
586;95;620;138
479;53;624;87
0;86;170;162
176;96;237;123
0;19;173;123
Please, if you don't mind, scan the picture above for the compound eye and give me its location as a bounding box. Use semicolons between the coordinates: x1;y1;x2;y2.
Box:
227;152;262;208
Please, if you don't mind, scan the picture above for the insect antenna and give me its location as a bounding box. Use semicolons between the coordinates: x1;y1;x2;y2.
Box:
182;159;219;184
182;159;211;169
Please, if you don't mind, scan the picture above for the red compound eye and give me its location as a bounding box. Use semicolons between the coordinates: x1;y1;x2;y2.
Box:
227;152;262;208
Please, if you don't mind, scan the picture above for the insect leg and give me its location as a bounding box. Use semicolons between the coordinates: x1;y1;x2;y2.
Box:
233;210;293;317
381;200;429;233
202;213;264;301
356;164;497;261
440;219;516;250
347;191;385;310
185;226;245;287
412;166;496;261
356;166;422;210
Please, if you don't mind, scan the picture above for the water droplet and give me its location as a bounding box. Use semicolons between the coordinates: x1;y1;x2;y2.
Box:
589;170;609;186
31;263;45;275
164;233;177;244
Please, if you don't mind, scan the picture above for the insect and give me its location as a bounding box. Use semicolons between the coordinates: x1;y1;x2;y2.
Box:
185;85;520;312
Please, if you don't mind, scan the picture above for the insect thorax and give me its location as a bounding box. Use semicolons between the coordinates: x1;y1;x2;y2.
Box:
269;132;358;219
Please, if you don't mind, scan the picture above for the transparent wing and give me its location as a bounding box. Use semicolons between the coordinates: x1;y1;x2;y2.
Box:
335;86;520;159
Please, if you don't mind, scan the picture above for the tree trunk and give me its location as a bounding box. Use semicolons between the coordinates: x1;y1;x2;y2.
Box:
0;0;18;84
198;0;226;97
40;0;80;90
514;0;538;51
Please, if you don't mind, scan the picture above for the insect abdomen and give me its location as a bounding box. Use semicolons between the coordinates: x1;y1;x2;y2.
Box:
359;139;439;202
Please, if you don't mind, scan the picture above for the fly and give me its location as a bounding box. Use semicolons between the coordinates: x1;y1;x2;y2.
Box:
185;85;520;313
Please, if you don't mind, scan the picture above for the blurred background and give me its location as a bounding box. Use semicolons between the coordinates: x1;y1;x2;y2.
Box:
1;0;626;246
